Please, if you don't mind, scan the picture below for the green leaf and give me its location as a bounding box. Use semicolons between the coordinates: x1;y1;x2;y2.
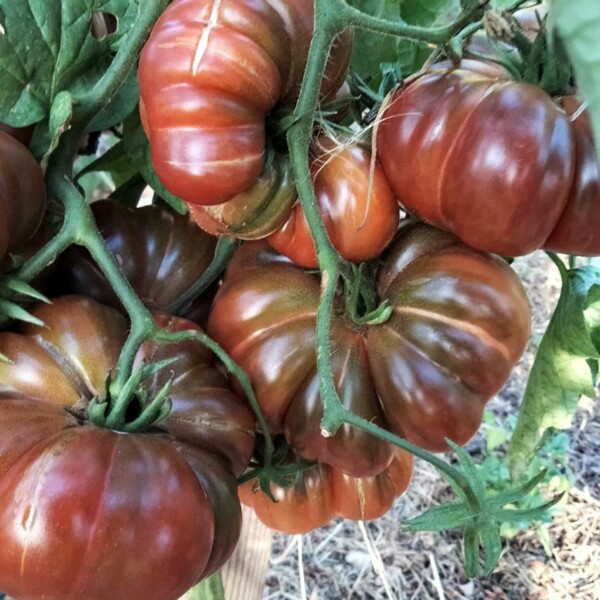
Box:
463;524;479;578
41;90;74;159
508;260;600;475
87;69;139;132
551;0;600;161
0;299;45;326
479;520;502;576
76;139;136;185
186;573;226;600
0;1;139;129
349;0;459;81
403;501;472;532
122;111;187;215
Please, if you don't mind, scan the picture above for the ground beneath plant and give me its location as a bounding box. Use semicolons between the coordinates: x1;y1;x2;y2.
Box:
264;252;600;600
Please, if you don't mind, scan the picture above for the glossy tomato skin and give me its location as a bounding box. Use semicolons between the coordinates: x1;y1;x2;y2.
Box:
544;96;600;254
54;200;218;323
0;131;46;262
377;65;600;257
208;222;530;476
377;67;575;256
0;296;255;599
138;0;351;206
189;151;297;240
267;138;399;268
239;451;413;534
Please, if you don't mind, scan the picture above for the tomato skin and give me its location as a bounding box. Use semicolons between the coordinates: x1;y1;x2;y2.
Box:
239;451;413;534
267;138;399;268
138;0;351;206
377;66;600;256
0;131;45;262
54;200;218;323
208;222;530;476
377;67;575;256
0;296;255;599
189;152;297;239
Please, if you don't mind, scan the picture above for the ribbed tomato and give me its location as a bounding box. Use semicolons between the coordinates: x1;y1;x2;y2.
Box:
377;65;600;256
267;137;399;268
0;296;255;600
138;0;351;206
208;222;531;478
54;200;218;323
0;130;45;264
189;151;297;239
240;450;413;534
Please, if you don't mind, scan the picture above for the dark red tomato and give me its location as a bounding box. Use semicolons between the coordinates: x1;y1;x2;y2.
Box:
189;151;296;240
0;123;34;147
267;137;399;268
239;450;413;534
0;296;255;600
138;0;352;206
54;200;218;323
0;131;45;263
208;221;530;478
377;65;600;257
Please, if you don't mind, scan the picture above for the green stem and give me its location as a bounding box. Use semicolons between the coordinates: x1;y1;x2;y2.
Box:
153;328;274;468
167;237;240;316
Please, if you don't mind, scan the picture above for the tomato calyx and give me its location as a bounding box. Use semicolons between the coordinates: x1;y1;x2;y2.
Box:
238;435;315;503
342;262;392;326
89;358;177;433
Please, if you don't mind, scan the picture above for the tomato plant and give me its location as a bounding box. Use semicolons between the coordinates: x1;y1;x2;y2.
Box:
240;449;413;534
377;63;600;257
267;137;399;268
138;0;351;207
0;296;254;600
0;0;598;594
209;222;531;476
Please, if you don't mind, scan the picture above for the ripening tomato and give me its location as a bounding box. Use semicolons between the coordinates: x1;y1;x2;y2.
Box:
54;200;218;323
377;65;600;256
240;450;413;534
0;296;255;600
209;221;531;478
189;151;297;240
138;0;352;206
267;137;399;268
0;130;46;263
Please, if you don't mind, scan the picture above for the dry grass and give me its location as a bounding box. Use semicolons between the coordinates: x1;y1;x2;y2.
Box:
264;252;600;599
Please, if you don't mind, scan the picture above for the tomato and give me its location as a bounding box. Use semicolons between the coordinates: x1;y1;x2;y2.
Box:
54;200;218;323
376;65;600;257
267;137;399;268
0;296;255;600
138;0;352;206
189;151;296;240
0;123;34;147
239;450;413;534
0;131;45;264
208;221;531;478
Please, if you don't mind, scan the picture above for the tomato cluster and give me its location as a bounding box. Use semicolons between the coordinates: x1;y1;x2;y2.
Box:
1;0;598;597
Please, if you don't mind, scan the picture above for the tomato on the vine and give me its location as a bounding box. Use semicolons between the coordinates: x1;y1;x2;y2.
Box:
209;221;531;478
138;0;351;207
189;151;297;240
0;131;45;264
267;137;399;268
376;64;600;256
240;450;413;534
54;200;218;323
0;296;255;600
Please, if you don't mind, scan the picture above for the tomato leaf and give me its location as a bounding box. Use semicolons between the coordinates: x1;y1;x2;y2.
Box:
87;69;139;132
551;0;600;161
186;573;225;600
122;111;187;215
0;0;138;128
508;258;600;476
349;0;459;80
